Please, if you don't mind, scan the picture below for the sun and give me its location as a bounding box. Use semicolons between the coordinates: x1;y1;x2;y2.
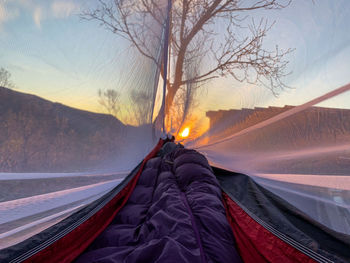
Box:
180;127;190;138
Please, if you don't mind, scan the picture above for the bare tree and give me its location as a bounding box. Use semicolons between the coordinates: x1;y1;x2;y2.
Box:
0;67;15;89
98;88;121;116
98;88;152;125
130;89;153;125
83;0;292;116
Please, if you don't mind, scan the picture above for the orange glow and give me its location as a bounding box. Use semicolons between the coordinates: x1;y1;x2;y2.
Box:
180;127;190;138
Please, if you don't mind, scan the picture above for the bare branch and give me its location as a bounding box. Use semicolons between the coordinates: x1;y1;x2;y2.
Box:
0;67;16;89
82;0;294;123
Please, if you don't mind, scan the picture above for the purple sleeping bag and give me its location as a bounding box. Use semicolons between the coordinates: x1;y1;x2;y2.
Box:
76;144;242;262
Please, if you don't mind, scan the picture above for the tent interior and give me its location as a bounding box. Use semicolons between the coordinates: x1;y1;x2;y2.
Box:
0;0;349;262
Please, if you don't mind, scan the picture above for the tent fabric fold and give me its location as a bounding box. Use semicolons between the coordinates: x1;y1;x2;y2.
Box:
215;167;350;263
0;140;165;263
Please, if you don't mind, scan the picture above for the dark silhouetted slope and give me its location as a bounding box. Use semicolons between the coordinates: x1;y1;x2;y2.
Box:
0;87;129;172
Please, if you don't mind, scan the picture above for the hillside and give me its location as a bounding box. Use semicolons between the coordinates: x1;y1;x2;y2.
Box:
0;87;137;172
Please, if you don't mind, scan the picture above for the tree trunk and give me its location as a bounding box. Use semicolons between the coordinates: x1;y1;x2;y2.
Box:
165;44;186;116
165;84;177;116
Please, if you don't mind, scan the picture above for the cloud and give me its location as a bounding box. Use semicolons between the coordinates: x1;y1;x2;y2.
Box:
33;6;43;28
51;0;79;18
0;2;19;29
13;0;34;9
32;1;80;28
0;3;6;24
0;1;80;30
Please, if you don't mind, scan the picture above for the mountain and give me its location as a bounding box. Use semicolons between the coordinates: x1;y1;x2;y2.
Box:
0;86;136;172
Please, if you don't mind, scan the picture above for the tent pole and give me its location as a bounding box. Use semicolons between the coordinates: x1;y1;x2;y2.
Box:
161;0;172;134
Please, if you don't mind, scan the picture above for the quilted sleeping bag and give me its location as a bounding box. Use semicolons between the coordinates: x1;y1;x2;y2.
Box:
76;143;242;263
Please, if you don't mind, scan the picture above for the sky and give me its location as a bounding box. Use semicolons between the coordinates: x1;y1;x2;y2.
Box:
1;0;350;121
204;0;350;112
0;0;129;112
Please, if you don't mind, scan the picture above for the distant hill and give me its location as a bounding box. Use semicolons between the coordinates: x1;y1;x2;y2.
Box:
0;86;150;172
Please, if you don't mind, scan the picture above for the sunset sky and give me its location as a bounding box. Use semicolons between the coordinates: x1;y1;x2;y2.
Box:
1;0;350;120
